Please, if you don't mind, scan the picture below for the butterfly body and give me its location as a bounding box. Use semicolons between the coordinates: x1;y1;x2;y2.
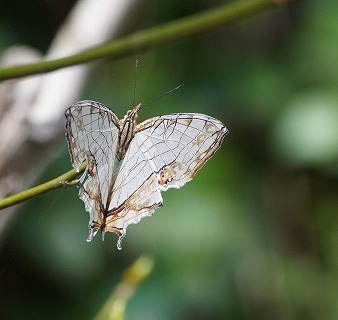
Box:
65;100;228;249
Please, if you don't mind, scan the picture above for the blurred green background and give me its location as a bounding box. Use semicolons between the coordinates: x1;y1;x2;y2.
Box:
1;0;337;319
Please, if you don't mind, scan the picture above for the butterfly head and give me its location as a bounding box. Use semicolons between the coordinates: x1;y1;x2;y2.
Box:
126;103;142;121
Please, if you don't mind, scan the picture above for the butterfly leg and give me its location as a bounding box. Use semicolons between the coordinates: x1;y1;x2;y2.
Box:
117;233;125;251
87;222;100;242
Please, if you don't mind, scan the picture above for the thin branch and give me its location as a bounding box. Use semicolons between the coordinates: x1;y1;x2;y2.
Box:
0;0;292;81
0;162;86;210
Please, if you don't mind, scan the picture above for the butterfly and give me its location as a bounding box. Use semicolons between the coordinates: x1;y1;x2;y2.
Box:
65;100;228;250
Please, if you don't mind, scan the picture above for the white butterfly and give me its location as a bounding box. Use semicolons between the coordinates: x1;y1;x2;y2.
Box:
65;100;228;249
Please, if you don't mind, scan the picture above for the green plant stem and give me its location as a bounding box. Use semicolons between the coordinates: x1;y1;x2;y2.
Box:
93;255;154;320
0;162;86;210
0;0;291;81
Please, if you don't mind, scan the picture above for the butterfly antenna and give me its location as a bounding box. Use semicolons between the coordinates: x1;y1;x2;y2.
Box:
142;84;184;109
132;57;139;108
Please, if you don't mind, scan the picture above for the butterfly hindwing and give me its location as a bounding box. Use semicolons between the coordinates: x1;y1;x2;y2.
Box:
104;134;163;248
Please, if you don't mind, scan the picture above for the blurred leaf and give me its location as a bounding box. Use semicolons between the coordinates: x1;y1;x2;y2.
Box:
270;90;338;167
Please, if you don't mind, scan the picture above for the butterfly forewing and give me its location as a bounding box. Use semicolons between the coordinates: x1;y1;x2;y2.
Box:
136;114;228;188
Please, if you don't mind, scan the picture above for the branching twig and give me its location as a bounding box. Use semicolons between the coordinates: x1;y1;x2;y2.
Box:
0;0;290;81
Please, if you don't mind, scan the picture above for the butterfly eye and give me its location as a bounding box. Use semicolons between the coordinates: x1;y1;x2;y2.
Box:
126;109;138;120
